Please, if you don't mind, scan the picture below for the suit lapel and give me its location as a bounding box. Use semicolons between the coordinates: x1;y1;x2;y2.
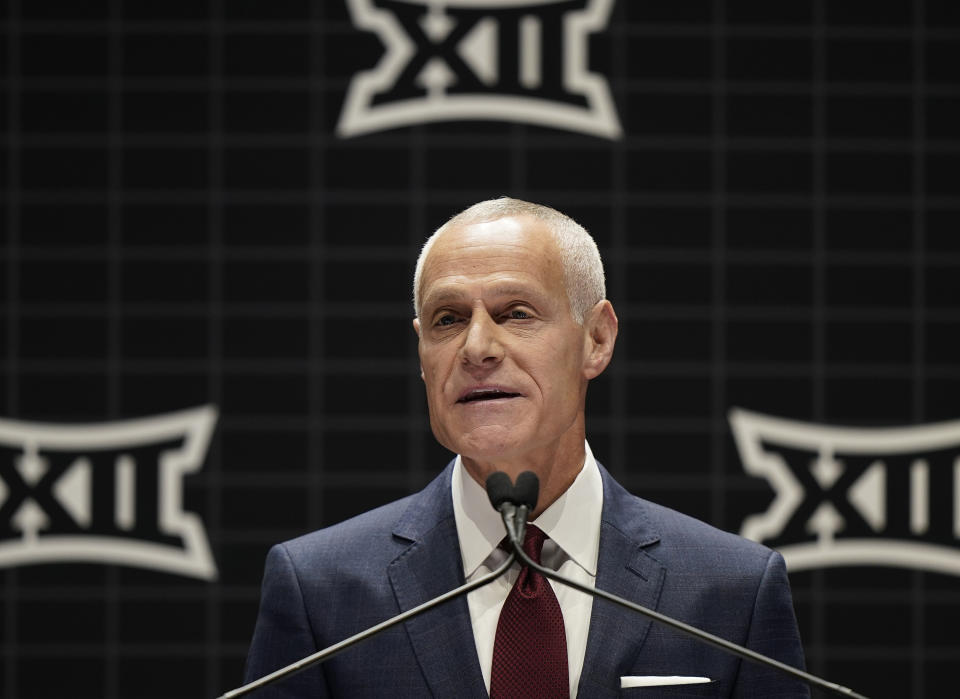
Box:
387;463;488;699
385;462;667;698
578;466;665;698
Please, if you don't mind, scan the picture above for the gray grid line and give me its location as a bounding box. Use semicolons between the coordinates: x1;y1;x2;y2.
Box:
4;0;22;696
609;0;627;484
11;20;960;38
911;1;928;697
12;304;960;323
408;124;430;494
204;4;225;696
11;134;960;152
9;76;960;96
810;0;827;679
10;247;960;267
13;191;960;207
104;1;125;696
711;0;729;530
305;0;328;542
11;360;960;381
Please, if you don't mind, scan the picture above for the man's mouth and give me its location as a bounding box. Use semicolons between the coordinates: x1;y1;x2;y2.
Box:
457;388;522;404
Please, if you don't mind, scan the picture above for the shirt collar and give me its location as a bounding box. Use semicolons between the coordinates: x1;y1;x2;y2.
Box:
452;442;604;579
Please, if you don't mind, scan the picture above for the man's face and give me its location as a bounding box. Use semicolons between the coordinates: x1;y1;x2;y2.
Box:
414;215;591;475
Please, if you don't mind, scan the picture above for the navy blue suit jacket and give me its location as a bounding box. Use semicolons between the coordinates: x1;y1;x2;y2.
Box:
244;463;809;697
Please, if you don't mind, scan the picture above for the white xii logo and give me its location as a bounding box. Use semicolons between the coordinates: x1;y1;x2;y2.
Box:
0;406;218;581
731;408;960;577
338;0;622;139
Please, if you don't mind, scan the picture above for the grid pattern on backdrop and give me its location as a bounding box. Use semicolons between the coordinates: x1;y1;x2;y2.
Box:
3;0;960;697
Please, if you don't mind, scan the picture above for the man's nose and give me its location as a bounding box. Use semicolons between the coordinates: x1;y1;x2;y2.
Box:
459;311;504;368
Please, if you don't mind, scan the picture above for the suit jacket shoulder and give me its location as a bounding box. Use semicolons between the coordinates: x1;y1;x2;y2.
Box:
582;465;808;698
243;463;489;698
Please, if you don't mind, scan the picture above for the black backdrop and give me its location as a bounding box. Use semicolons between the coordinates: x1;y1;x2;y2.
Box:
3;1;960;697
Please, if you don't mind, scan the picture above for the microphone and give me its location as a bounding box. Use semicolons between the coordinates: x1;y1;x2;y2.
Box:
484;471;515;508
501;471;870;699
514;471;539;509
485;470;538;544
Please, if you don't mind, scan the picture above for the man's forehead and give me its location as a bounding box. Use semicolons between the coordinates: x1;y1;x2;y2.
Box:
421;280;549;308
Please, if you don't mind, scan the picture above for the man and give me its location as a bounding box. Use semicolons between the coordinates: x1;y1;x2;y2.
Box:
244;198;809;697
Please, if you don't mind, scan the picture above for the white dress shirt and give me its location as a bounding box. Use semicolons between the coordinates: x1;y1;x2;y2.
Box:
451;442;604;698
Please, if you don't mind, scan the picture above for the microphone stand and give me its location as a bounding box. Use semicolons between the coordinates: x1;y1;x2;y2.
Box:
501;512;869;699
218;551;517;699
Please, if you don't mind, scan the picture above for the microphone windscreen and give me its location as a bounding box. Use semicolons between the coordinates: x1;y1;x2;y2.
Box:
513;471;539;511
485;472;515;510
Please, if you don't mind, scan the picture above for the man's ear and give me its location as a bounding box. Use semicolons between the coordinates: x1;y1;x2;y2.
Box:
582;300;618;380
412;318;425;379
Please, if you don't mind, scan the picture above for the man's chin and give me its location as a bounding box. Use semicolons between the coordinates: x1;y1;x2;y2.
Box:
455;436;540;481
459;443;518;463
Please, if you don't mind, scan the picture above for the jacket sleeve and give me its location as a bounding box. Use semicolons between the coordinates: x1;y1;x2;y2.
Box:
732;550;810;698
243;543;330;698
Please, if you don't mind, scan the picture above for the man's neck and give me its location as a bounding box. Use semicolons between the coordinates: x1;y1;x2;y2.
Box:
460;430;586;518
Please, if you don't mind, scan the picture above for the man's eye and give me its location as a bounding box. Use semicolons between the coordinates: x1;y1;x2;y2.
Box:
507;309;531;320
436;315;457;326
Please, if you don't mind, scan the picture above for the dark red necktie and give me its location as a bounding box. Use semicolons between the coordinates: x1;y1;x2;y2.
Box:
490;524;569;698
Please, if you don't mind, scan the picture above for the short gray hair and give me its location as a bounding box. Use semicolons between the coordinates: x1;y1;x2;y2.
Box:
413;197;606;324
413;197;607;324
